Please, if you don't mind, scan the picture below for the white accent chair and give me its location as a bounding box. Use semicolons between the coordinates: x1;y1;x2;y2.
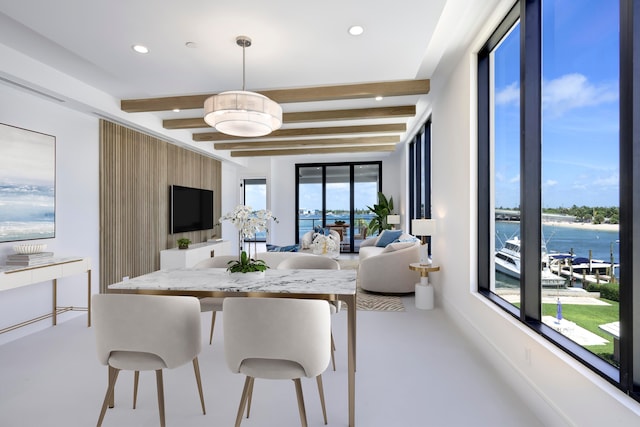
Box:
277;255;341;370
359;233;421;293
193;255;239;344
223;298;332;427
92;294;206;427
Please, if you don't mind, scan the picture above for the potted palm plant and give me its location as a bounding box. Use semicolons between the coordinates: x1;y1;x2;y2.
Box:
367;192;394;235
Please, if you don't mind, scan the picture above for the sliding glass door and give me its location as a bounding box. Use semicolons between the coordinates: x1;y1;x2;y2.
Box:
296;162;381;252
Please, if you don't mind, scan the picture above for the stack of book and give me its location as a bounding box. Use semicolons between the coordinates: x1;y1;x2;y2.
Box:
6;252;54;266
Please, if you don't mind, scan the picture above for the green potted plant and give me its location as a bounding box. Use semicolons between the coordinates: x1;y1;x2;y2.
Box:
367;192;394;235
226;250;268;273
177;238;191;249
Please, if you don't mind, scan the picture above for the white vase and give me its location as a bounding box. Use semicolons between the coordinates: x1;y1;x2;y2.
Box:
229;271;266;279
419;243;430;265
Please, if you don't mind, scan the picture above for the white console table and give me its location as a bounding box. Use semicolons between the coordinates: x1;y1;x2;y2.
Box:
160;240;232;269
0;257;92;334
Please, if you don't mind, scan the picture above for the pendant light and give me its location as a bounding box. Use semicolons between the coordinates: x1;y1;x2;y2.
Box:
204;36;282;137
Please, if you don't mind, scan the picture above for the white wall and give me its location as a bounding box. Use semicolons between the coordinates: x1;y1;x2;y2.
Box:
0;83;100;345
429;6;640;426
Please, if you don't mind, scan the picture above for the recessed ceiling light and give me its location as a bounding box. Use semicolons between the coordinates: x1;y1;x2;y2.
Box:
173;108;181;112
375;96;383;101
132;44;149;54
348;25;364;36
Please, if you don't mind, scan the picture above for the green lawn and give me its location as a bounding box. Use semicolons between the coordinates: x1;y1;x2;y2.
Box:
542;300;619;365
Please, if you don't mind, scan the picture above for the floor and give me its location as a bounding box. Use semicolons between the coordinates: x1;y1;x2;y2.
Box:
0;290;545;427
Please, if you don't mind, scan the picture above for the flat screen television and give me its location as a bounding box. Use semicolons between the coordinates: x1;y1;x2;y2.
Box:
170;185;214;234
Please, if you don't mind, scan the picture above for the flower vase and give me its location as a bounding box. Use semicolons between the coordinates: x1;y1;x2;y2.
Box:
229;271;266;279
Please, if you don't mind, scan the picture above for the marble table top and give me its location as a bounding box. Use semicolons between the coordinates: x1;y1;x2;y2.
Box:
109;267;357;295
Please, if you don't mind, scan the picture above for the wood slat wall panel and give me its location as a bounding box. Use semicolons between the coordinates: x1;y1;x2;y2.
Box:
99;120;221;291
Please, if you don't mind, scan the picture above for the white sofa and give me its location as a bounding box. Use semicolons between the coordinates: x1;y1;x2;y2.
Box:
358;232;421;293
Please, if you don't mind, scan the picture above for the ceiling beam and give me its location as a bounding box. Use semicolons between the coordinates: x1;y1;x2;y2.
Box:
121;79;430;113
214;136;400;150
193;123;406;142
163;106;416;129
230;144;398;157
285;106;415;123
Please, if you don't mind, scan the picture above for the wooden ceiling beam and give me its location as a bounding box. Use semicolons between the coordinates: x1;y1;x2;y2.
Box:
230;144;398;157
193;123;406;142
121;79;430;113
163;106;415;129
285;106;415;122
214;136;399;150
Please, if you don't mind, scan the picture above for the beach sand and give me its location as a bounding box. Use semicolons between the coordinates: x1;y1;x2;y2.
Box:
542;221;619;232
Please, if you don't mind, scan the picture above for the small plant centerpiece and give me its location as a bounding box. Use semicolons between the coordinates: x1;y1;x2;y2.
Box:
219;205;278;274
177;238;191;249
227;250;268;273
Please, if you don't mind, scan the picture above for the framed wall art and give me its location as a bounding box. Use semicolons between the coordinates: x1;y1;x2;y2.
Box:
0;123;55;243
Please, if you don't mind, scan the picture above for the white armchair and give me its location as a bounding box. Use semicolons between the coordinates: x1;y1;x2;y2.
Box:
358;233;420;293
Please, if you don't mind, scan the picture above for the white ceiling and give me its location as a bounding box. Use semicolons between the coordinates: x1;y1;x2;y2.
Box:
0;0;502;160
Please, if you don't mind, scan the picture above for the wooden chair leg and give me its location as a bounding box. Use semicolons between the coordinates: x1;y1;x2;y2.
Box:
235;376;253;427
97;366;120;427
293;378;308;427
133;371;139;409
192;357;206;414
246;376;254;418
316;375;328;425
209;312;216;345
330;333;336;371
155;370;166;427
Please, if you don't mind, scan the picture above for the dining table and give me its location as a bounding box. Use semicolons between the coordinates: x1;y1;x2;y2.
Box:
108;267;358;427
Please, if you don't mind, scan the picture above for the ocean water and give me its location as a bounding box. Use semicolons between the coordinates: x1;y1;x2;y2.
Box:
0;184;55;242
297;214;374;238
496;221;620;263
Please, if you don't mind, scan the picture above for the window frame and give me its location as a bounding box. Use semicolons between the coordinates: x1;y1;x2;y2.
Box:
409;119;433;223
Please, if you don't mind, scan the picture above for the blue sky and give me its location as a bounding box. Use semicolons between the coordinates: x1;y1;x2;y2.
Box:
494;0;619;209
298;182;378;212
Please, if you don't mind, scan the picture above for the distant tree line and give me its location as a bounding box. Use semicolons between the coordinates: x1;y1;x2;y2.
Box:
497;205;619;224
545;205;619;224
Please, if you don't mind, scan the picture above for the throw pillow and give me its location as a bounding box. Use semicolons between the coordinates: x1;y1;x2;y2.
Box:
375;229;403;247
383;240;416;253
266;244;300;252
313;225;328;235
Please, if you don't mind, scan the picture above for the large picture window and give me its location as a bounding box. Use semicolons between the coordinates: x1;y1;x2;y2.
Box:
478;0;639;399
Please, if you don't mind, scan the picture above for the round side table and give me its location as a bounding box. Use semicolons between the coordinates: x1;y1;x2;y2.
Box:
409;263;440;310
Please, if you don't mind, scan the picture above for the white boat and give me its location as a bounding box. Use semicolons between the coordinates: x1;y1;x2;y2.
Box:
495;236;567;287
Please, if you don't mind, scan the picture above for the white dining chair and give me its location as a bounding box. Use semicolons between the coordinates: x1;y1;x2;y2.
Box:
223;297;332;427
193;255;239;344
92;293;206;427
277;255;340;270
277;255;341;371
